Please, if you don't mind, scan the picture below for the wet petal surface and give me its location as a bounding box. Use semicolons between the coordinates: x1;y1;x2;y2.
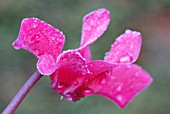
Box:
86;64;152;108
50;50;91;101
105;30;142;64
37;54;57;75
80;8;110;61
13;18;65;59
78;47;91;63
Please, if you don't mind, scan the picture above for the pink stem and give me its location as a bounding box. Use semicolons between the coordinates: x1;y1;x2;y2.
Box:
2;71;43;114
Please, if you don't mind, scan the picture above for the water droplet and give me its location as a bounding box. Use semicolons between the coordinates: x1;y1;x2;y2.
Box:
56;82;66;93
115;83;123;92
73;81;79;86
126;65;131;69
99;78;106;85
35;49;41;56
82;72;86;75
86;68;91;75
116;85;122;92
116;95;122;101
125;29;131;34
110;76;116;80
23;41;28;45
104;52;109;60
83;88;93;96
105;71;111;77
126;85;134;92
84;80;89;85
84;25;91;30
51;36;55;41
130;44;134;49
119;54;133;63
33;24;37;28
65;92;73;101
60;96;64;100
135;72;140;77
35;35;40;40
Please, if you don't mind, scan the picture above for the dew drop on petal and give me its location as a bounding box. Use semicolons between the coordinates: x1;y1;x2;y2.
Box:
33;23;37;28
60;96;64;100
116;85;122;92
56;82;66;93
116;94;124;103
73;81;79;86
65;92;73;101
83;88;93;96
99;78;106;85
104;52;109;60
135;72;140;77
82;71;86;76
119;54;133;63
125;29;131;34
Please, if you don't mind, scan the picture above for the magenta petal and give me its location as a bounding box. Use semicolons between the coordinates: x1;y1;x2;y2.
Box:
78;47;91;63
37;55;57;75
86;64;152;108
105;30;142;63
50;50;90;101
87;60;113;76
13;18;65;59
81;8;110;47
80;8;110;61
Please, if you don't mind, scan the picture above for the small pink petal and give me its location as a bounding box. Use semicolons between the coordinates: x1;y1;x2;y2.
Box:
13;18;65;59
80;8;110;61
78;47;91;63
37;55;57;75
87;60;113;76
86;64;152;108
50;50;90;101
105;30;142;64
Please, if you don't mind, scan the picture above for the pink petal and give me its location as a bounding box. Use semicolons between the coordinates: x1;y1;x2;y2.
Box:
79;8;110;61
37;55;57;75
105;30;142;63
87;60;113;76
78;47;91;63
13;18;65;59
86;64;152;108
50;50;90;101
56;60;113;101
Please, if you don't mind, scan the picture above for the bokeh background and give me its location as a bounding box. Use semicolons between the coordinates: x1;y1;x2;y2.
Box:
0;0;170;114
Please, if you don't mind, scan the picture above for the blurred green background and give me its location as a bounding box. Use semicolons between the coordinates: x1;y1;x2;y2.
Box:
0;0;170;114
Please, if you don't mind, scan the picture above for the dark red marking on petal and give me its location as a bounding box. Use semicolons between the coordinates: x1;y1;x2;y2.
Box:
50;50;90;101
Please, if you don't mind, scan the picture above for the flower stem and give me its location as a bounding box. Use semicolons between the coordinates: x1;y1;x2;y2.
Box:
2;71;43;114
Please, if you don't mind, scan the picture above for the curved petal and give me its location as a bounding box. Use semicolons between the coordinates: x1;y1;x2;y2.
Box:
37;54;57;75
13;18;65;75
53;60;113;102
86;64;153;108
78;47;91;63
80;8;110;61
50;50;90;101
105;30;142;64
87;60;113;76
13;18;65;59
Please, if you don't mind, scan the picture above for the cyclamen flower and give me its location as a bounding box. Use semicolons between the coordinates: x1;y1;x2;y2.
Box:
13;8;152;108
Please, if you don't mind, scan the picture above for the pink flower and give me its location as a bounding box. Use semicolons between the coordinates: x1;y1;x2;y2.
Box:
13;8;152;108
